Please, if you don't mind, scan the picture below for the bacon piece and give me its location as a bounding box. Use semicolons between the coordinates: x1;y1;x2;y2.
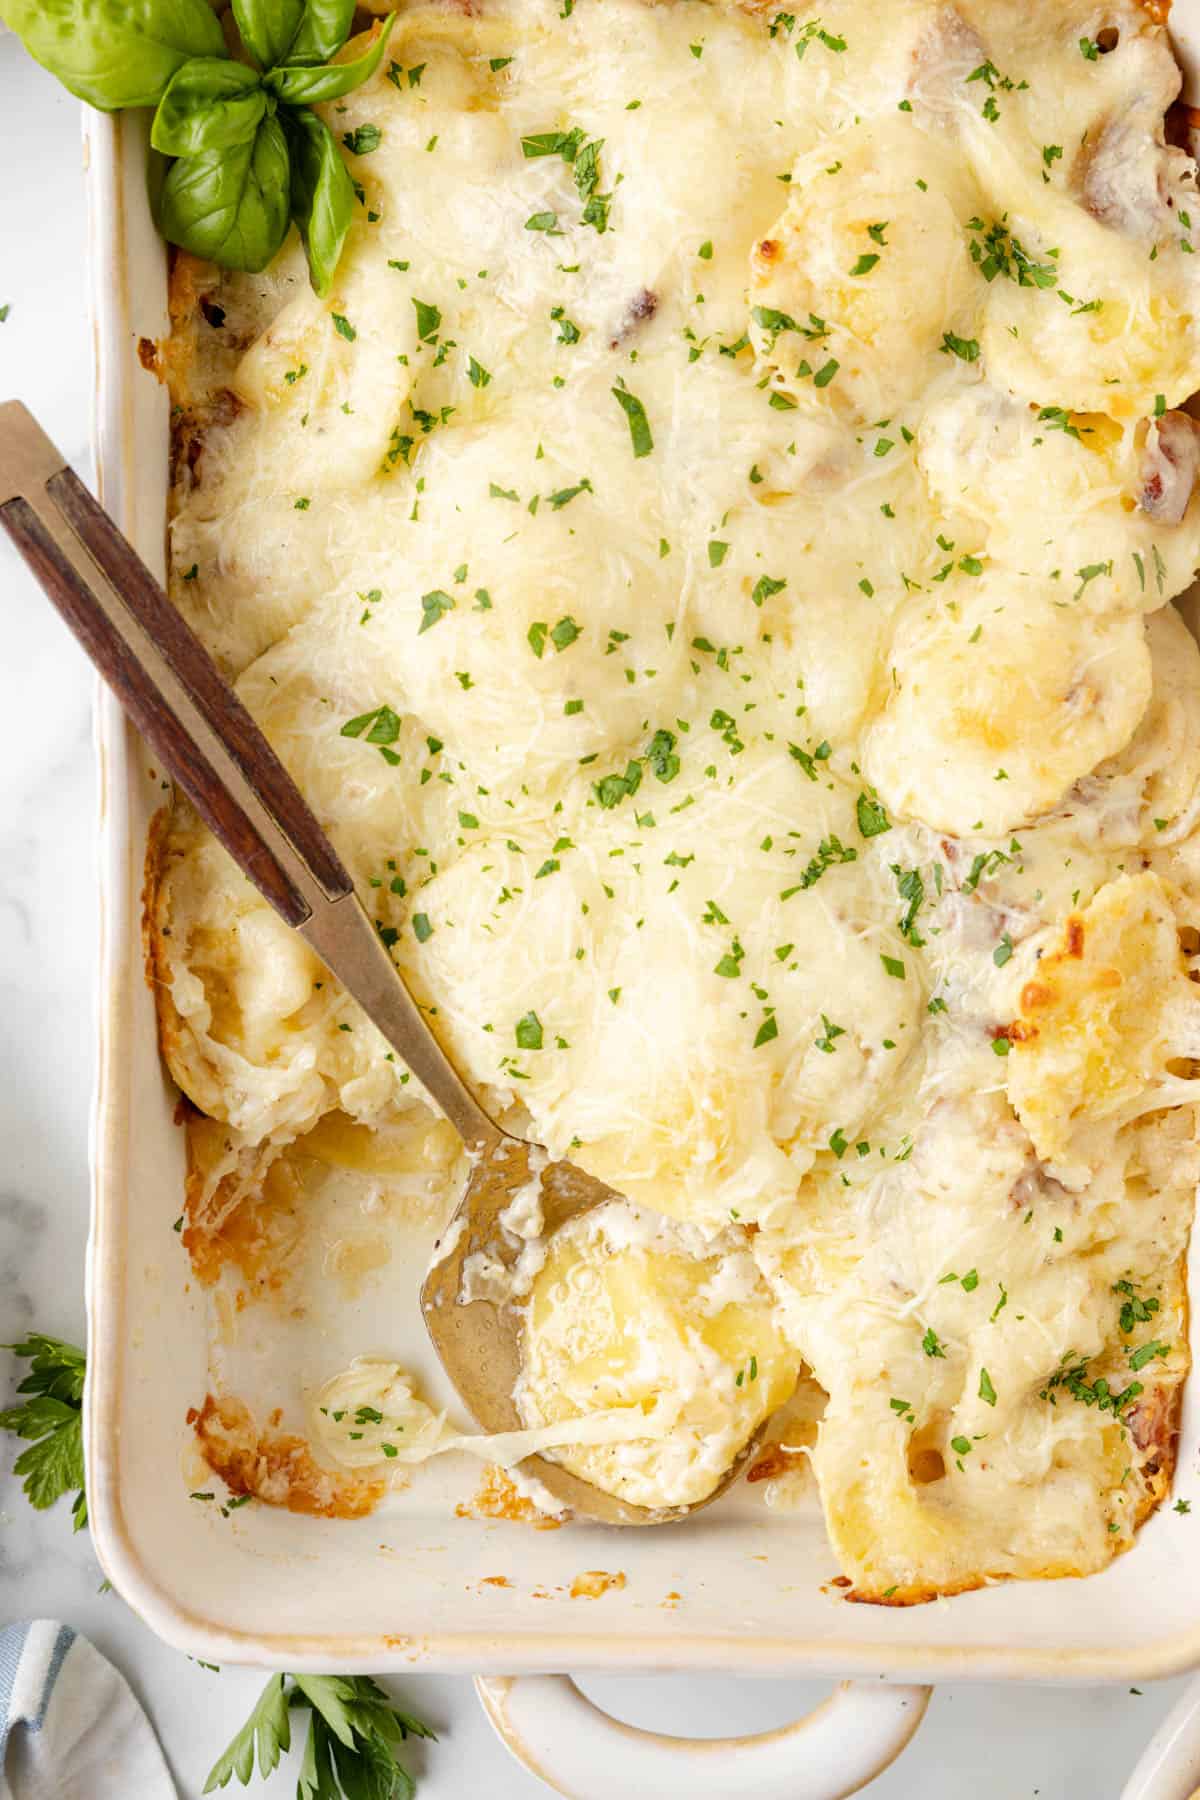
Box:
1080;35;1196;238
609;287;658;349
1126;1383;1179;1474
1139;411;1200;524
908;6;986;123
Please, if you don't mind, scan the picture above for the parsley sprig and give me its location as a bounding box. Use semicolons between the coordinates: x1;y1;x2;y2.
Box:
205;1673;435;1798
2;1338;437;1795
0;1334;87;1529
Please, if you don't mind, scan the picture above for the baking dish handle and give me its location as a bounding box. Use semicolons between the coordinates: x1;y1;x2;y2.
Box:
1121;1674;1200;1800
475;1674;931;1798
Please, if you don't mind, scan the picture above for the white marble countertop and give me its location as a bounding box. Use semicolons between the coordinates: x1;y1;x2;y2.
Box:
0;34;1197;1800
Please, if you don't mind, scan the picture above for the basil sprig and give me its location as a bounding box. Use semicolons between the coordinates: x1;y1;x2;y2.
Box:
0;0;395;292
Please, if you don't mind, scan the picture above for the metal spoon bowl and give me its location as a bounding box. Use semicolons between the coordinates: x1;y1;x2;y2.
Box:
420;1137;766;1525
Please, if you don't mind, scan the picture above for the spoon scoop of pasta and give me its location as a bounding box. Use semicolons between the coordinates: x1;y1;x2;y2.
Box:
0;399;761;1527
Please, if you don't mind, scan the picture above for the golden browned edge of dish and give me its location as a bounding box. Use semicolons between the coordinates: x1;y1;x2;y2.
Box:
137;0;1196;1601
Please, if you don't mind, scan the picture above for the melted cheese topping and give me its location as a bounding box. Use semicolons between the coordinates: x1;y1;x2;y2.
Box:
156;0;1200;1596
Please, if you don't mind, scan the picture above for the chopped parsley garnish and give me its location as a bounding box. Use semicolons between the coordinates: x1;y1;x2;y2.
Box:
714;941;745;979
646;729;680;782
752;574;786;607
1114;1280;1160;1335
340;705;402;755
528;615;582;657
1040;1360;1142;1418
551;615;582;648
967;216;1056;288
892;866;925;944
773;15;847;58
965;59;1026;121
787;834;857;895
546;481;593;510
551;306;581;343
612;382;654;457
515;1011;544;1050
856;792;891;838
940;331;980;363
1074;561;1112;600
419;589;455;633
522;127;585;160
1038;405;1080;440
594;728;679;808
342;124;382;156
413;298;442;342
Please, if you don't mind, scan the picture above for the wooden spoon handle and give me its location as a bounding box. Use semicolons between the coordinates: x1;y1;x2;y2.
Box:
0;399;499;1149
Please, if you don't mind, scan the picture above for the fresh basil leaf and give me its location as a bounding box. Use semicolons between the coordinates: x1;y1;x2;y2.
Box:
282;106;354;296
151;61;265;157
0;0;227;110
286;0;355;64
267;12;396;103
159;114;291;272
230;0;302;71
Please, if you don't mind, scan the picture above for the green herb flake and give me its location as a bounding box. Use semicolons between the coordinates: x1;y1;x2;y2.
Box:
342;123;382;156
752;574;786;607
419;589;455;633
940;331;980;362
856;792;891;837
612;384;654;457
413;298;442;342
515;1010;544;1050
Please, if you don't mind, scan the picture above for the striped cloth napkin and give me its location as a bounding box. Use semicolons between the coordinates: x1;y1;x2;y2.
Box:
0;1620;175;1799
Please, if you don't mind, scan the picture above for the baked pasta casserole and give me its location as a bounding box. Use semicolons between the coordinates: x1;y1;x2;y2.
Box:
147;0;1200;1602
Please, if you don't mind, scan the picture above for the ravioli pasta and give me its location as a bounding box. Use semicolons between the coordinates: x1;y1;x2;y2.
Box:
150;0;1200;1600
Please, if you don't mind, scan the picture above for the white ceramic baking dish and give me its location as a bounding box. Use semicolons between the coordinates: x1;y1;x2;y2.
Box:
73;19;1200;1791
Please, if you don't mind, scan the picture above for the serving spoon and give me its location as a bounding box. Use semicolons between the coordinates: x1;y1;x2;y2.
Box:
0;399;763;1525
